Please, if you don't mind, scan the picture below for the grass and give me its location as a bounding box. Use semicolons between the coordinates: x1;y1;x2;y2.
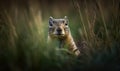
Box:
0;0;120;71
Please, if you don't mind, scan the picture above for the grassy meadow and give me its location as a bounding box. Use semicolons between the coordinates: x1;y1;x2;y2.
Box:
0;0;120;71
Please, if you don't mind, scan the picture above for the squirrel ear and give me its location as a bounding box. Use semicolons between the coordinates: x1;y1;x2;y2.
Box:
49;16;53;26
49;16;53;20
64;16;69;24
64;16;67;19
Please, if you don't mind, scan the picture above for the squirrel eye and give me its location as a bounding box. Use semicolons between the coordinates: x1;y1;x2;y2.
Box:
49;23;53;26
65;23;68;26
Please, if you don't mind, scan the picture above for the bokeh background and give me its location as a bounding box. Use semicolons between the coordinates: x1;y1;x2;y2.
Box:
0;0;120;71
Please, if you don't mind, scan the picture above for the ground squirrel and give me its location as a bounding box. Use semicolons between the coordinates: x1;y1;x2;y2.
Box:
47;16;80;56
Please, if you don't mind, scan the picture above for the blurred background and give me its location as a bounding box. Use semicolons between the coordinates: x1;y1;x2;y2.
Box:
0;0;120;71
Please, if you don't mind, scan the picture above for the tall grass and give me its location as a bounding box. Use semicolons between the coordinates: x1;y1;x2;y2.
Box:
0;0;120;71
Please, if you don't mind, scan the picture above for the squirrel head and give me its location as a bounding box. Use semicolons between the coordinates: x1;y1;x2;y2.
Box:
48;16;70;39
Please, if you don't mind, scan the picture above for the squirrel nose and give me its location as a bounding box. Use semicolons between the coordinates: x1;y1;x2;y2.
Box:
57;28;62;33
